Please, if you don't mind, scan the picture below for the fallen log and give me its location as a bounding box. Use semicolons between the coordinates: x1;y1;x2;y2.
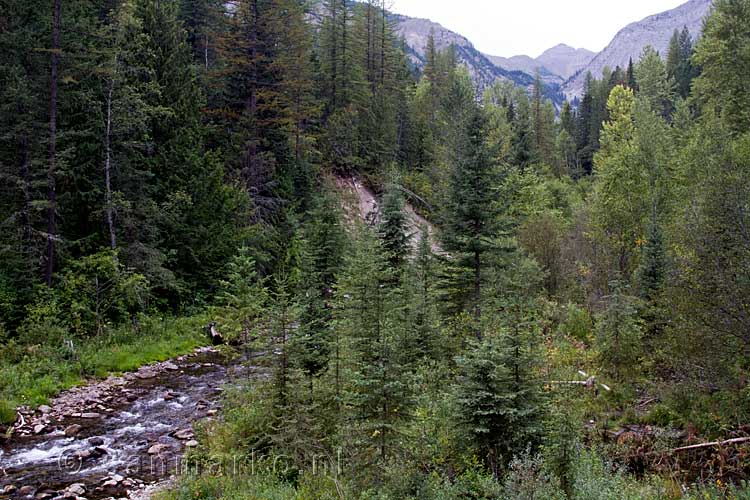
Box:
671;436;750;454
548;375;611;391
621;436;750;459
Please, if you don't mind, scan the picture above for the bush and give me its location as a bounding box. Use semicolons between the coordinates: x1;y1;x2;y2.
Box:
0;398;16;425
559;304;594;343
503;452;566;500
642;404;681;428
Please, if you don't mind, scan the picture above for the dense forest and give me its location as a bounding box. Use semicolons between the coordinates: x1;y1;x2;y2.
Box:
1;0;750;498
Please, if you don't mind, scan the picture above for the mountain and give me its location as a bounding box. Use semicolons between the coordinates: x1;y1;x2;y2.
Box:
392;15;535;90
536;44;596;80
486;54;565;85
563;0;713;99
391;14;566;105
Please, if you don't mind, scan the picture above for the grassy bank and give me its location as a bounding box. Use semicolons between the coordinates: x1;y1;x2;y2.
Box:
0;314;210;424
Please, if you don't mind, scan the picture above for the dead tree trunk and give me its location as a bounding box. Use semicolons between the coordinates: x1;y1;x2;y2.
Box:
45;0;61;286
104;74;116;250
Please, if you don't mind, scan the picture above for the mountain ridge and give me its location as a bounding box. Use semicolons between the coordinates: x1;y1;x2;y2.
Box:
562;0;713;98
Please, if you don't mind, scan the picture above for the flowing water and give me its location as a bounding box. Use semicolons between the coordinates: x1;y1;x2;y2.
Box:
0;349;250;499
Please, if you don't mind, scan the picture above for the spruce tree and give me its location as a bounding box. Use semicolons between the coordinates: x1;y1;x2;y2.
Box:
296;191;346;383
455;332;545;475
378;181;411;269
335;228;412;463
442;106;499;334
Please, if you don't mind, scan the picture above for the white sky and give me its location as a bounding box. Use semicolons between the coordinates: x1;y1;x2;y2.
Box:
390;0;688;57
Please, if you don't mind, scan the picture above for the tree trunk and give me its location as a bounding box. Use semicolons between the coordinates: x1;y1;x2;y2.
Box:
204;33;209;71
45;0;62;287
104;76;117;250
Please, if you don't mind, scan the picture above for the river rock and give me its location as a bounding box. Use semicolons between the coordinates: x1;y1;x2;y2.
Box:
163;392;176;401
34;424;47;434
93;446;109;457
137;369;157;379
185;439;199;448
65;483;86;496
2;485;17;494
89;436;105;446
64;424;82;437
18;485;35;496
173;428;193;440
147;443;170;455
163;361;179;371
81;412;101;419
38;404;52;414
207;409;218;416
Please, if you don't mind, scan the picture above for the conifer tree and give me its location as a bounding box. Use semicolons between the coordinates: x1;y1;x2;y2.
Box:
626;57;637;90
0;0;50;313
531;75;555;166
513;91;535;169
635;45;674;117
575;73;595;174
216;248;267;342
455;326;546;475
296;191;346;383
666;27;695;100
378;181;411;269
692;0;750;134
442;106;499;333
335;228;411;463
455;248;547;474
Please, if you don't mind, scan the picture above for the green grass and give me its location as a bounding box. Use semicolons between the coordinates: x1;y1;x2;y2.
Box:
0;314;210;417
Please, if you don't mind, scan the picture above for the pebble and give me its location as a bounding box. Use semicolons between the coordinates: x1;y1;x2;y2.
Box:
81;412;102;419
163;362;179;371
1;485;17;495
185;440;199;448
38;405;52;414
18;485;36;496
34;424;47;434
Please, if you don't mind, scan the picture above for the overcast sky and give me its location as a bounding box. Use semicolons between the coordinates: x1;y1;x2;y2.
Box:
390;0;688;57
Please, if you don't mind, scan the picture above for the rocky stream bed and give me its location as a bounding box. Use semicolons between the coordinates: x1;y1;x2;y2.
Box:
0;347;250;500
